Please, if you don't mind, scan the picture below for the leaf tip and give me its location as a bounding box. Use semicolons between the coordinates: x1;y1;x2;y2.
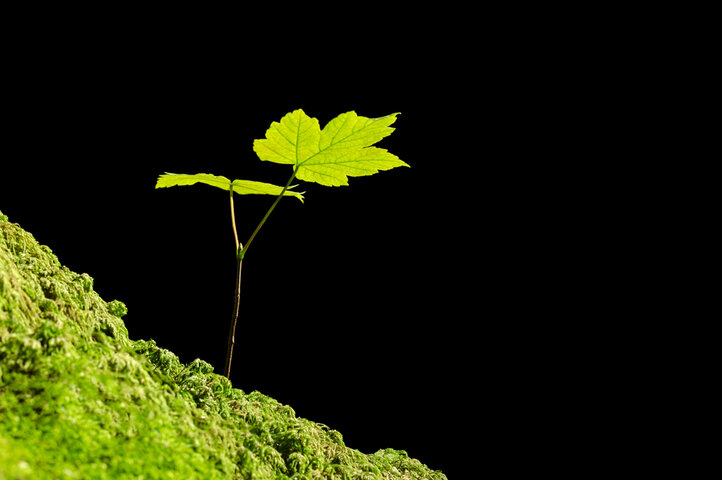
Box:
155;172;174;189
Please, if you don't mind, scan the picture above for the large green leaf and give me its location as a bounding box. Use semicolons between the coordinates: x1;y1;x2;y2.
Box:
155;173;304;202
253;109;408;186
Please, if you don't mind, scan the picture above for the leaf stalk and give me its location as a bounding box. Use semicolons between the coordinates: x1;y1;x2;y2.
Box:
238;167;298;260
229;186;241;254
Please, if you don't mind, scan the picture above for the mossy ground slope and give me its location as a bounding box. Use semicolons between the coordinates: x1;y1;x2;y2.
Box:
0;211;447;480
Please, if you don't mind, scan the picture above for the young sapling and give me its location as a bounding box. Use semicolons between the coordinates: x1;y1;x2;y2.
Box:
156;109;407;378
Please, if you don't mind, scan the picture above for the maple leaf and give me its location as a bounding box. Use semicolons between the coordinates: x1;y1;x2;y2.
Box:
253;109;408;187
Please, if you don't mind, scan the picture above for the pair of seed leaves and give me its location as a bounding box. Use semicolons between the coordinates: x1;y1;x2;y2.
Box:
155;109;408;200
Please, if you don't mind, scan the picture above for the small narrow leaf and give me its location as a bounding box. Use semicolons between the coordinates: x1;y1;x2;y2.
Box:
155;173;304;202
253;109;408;187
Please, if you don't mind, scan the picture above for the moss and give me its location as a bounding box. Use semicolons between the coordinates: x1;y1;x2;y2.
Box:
0;210;447;480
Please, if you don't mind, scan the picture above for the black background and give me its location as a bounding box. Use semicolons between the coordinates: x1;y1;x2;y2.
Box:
0;18;493;478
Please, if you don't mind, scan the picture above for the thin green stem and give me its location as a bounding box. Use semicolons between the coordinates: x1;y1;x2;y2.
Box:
229;187;241;254
238;168;298;259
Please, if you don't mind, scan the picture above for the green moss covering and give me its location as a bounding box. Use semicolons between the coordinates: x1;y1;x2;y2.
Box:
0;211;447;480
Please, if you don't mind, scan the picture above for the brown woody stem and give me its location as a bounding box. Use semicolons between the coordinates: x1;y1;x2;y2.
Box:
224;256;242;378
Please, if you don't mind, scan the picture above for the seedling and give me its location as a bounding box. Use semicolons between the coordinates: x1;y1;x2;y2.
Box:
156;109;407;378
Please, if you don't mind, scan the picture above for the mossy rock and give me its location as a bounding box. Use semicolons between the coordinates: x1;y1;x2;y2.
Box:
0;211;447;479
